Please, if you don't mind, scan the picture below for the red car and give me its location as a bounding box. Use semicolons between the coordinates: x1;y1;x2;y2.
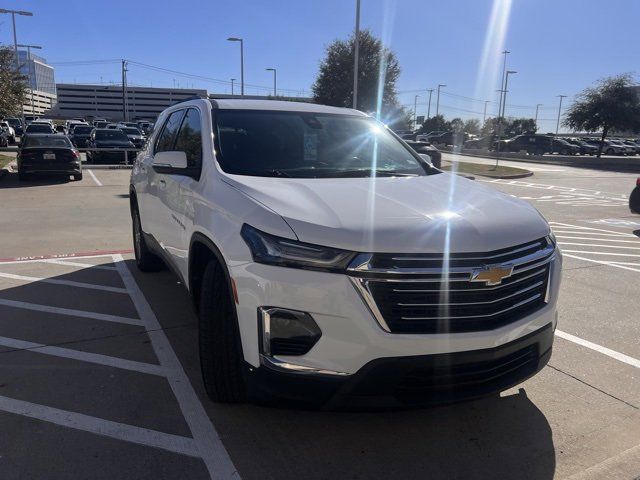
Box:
630;178;640;213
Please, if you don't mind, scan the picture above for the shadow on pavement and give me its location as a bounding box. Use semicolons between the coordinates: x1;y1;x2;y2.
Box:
0;170;73;188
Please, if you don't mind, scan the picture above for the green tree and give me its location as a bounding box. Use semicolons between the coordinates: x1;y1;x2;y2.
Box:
419;114;448;133
0;46;27;118
449;117;464;132
463;118;481;135
564;73;640;157
505;118;537;136
312;29;407;128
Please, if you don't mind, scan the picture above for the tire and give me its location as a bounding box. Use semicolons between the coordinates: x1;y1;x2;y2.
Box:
560;148;569;156
73;173;83;181
606;148;614;155
18;171;30;181
132;206;164;272
630;187;640;214
198;260;246;403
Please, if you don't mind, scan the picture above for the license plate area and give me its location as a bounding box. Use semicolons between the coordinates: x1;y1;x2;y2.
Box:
43;152;56;160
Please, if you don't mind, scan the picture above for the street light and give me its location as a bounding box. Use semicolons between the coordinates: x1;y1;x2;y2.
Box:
353;0;361;109
413;94;420;130
535;103;542;125
230;78;236;96
556;95;567;135
227;37;244;97
436;84;446;116
16;43;41;116
498;50;510;121
483;100;490;123
426;88;434;119
265;68;277;97
0;8;34;124
501;70;517;118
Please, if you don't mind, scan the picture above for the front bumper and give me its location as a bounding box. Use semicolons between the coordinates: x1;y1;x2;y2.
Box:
245;322;554;408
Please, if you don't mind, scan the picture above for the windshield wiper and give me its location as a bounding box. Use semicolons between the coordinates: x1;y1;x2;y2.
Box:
327;169;419;177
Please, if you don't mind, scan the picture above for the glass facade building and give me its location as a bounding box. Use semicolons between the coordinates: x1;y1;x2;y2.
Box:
18;50;56;96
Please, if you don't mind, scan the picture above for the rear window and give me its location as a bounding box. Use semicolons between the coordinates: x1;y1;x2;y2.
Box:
23;136;72;148
74;126;93;134
121;128;141;135
95;130;128;141
26;124;52;133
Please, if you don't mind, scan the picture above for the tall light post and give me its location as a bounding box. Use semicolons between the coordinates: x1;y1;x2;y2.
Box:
436;84;446;116
556;95;567;134
498;50;510;121
227;37;244;97
265;68;277;97
535;103;542;126
353;0;361;109
501;70;517;119
413;94;420;130
483;100;490;123
16;43;41;116
426;88;434;119
0;8;34;124
230;78;236;96
495;70;516;165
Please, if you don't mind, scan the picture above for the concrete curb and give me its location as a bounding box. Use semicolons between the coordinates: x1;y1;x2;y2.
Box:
478;171;534;180
439;147;640;172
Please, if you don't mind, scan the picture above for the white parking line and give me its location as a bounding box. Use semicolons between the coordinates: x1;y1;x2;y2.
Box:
558;242;640;250
87;169;102;187
43;259;117;270
0;394;200;458
556;330;640;369
0;335;165;376
113;255;239;479
562;253;640;274
0;298;145;326
0;271;128;293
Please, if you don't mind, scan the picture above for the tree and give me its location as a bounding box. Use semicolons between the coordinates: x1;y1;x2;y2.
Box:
449;117;464;132
505;118;537;136
564;73;640;157
312;29;407;128
0;46;27;118
463;118;481;135
419;114;448;133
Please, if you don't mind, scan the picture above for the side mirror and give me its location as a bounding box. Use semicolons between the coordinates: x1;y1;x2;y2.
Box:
153;151;187;169
419;153;433;166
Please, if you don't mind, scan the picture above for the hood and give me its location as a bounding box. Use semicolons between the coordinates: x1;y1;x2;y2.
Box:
223;172;550;253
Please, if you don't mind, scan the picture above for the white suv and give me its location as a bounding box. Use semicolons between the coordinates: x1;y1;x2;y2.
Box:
130;98;561;408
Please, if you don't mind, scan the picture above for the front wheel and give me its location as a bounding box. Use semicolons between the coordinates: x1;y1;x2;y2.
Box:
199;260;246;403
73;173;83;181
606;148;614;155
132;207;164;272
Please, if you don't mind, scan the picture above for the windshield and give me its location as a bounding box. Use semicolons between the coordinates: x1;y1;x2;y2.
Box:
214;110;433;178
121;128;141;135
74;126;93;134
95;130;128;141
23;136;72;148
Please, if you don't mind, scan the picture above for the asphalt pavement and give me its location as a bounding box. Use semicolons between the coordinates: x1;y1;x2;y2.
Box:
0;160;639;480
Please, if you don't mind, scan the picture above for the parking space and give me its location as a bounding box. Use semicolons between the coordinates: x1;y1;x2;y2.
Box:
1;166;640;479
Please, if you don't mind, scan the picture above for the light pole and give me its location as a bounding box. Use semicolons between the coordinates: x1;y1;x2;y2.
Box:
501;70;517;119
495;70;516;165
227;37;244;97
556;95;567;134
16;43;41;116
498;50;510;121
230;78;235;96
265;68;277;97
0;8;34;125
353;0;361;109
535;103;542;126
426;88;434;119
483;100;489;124
413;94;420;130
436;84;446;116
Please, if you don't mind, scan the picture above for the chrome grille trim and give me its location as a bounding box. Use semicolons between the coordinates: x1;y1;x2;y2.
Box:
389;239;544;262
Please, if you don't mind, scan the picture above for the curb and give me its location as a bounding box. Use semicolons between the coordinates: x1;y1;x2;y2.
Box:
476;171;534;180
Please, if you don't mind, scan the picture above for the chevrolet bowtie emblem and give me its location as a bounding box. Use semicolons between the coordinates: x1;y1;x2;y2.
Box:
470;264;514;286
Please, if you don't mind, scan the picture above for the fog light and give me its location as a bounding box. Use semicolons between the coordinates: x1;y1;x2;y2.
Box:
259;307;321;357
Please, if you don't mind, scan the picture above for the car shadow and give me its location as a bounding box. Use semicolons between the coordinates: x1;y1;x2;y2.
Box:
0;258;556;480
0;170;73;189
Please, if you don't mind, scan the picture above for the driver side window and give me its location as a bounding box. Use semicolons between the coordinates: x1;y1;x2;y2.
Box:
154;110;185;154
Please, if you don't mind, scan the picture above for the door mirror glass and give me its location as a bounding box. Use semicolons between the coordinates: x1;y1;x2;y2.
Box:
419;153;433;165
153;151;188;169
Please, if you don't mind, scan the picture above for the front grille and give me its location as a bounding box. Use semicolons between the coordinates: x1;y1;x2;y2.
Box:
349;238;555;334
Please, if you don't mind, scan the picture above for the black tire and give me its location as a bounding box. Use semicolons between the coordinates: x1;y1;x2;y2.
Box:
73;173;83;181
132;206;164;272
606;148;614;155
198;260;246;403
560;148;569;156
630;187;640;214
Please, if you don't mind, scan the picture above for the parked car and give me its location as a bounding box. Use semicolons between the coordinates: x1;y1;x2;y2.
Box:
94;121;108;129
630;177;640;214
582;138;626;155
0;128;9;147
399;132;417;141
464;135;496;150
66;121;88;135
117;122;140;129
4;117;23;136
609;139;636;155
87;128;135;163
17;134;82;181
564;138;598;155
404;140;442;168
0;121;16;144
106;123;119;129
130;98;561;407
429;131;467;146
25;123;56;135
119;127;146;148
549;138;580;155
92;118;107;126
70;125;95;148
622;140;640;155
416;130;447;142
495;134;552;154
55;125;67;134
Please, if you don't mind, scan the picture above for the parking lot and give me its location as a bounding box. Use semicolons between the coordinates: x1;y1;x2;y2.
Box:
1;161;639;479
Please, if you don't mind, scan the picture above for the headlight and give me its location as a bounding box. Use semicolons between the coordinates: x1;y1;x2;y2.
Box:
241;224;357;272
547;231;557;248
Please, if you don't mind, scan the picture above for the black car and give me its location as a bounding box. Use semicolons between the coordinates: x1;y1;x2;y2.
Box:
404;140;442;169
564;138;598;155
5;117;23;136
17;134;82;181
119;127;146;148
630;178;640;214
25;123;55;135
70;125;94;148
55;125;66;134
464;135;496;150
87;129;135;164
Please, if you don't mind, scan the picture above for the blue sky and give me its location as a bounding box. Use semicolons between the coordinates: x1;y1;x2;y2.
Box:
1;0;638;132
